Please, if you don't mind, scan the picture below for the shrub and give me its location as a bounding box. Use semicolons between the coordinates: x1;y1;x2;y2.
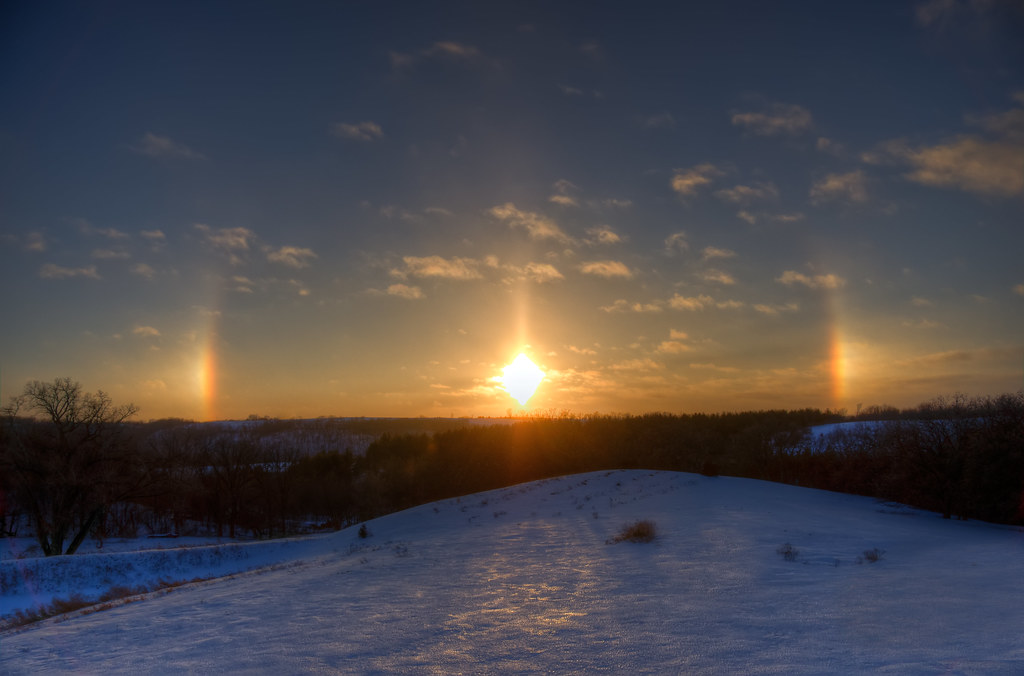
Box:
607;520;657;543
777;543;799;561
858;547;885;563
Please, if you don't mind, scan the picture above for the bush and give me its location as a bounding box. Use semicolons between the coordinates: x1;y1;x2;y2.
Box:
607;520;657;543
858;547;885;563
777;542;799;561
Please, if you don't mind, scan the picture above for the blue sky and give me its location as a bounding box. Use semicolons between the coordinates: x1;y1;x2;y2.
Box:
2;0;1022;420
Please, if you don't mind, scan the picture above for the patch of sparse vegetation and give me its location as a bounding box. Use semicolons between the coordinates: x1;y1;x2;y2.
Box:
858;547;885;564
358;524;370;539
607;520;657;544
777;542;800;561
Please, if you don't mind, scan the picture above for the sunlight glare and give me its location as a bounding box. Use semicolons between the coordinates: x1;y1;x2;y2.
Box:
500;353;545;405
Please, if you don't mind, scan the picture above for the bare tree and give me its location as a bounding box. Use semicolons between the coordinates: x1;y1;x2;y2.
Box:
0;377;139;555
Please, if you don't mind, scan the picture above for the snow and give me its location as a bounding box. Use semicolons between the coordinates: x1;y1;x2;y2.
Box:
3;470;1024;673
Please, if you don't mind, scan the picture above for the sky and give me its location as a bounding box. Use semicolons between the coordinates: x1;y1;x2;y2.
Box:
1;0;1023;421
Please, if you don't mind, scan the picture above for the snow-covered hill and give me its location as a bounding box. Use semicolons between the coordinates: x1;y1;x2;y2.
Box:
3;470;1023;673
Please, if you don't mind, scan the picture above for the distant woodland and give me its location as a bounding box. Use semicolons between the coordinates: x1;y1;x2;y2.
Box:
2;378;1022;556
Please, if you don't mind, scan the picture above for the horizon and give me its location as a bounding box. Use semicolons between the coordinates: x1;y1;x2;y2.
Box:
2;1;1023;421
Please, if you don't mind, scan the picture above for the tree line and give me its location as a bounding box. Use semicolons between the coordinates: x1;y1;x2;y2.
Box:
2;378;1022;556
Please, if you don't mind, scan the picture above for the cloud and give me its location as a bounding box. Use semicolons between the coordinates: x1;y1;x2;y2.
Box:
425;41;481;60
689;362;740;373
754;302;800;315
777;270;846;289
488;203;573;244
92;248;130;260
140;229;165;241
701;269;736;285
39;263;100;280
549;179;580;206
74;219;129;239
132;263;157;280
714;181;779;204
585;226;622;245
669;294;714;310
196;224;253;250
24;232;47;252
599;299;663;313
267;246;317;269
898;137;1023;197
862;95;1024;197
816;137;845;156
702;246;736;260
196;224;255;264
670;163;723;197
1014;283;1024;296
731;102;813;136
131;132;205;159
132;325;161;338
387;283;425;300
664;232;689;255
642;112;676;129
391;41;483;69
579;260;632;279
515;262;564;284
657;341;693;354
397;255;482;280
332;121;384;142
600;198;633;209
810;170;868;203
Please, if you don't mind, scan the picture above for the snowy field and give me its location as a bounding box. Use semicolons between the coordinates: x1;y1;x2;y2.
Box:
3;470;1024;674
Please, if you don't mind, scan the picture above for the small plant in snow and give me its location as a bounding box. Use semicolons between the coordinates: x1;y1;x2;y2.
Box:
358;524;370;539
857;547;885;564
777;543;799;562
607;520;657;544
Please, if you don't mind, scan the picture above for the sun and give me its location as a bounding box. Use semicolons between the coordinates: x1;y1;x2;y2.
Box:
500;353;545;406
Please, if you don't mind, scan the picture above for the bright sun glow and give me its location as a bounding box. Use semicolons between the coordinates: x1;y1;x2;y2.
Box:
500;353;545;405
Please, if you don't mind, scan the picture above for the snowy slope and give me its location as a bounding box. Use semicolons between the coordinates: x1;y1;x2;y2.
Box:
3;470;1024;674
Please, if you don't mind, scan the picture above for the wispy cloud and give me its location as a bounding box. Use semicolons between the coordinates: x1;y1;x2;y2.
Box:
549;179;580;207
671;163;723;198
391;41;483;69
585;226;622;245
132;325;161;338
196;224;254;265
91;248;130;260
331;121;384;142
657;340;693;354
488;203;573;244
599;299;663;313
39;263;100;280
266;246;317;269
702;246;736;260
862;95;1024;197
701;269;736;285
731;102;812;136
664;232;689;255
580;260;632;279
502;262;565;284
131;132;205;159
754;302;800;315
396;255;483;280
387;283;425;300
777;270;846;289
668;294;714;310
810;170;868;203
714;181;779;204
642;112;676;129
132;263;157;280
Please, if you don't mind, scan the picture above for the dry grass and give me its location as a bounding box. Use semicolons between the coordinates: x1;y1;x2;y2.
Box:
607;520;657;544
